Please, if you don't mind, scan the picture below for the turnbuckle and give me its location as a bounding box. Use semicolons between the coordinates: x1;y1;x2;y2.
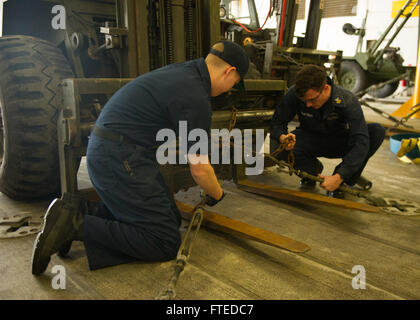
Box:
155;200;205;300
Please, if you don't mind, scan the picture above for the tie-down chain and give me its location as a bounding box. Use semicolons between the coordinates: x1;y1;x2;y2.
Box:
228;106;420;216
0;212;43;238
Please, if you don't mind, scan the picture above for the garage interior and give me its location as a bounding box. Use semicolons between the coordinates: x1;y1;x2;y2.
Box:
0;0;420;300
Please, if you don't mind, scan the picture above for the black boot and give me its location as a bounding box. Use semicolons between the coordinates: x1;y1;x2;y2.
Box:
31;193;86;275
57;199;101;257
299;160;323;189
299;178;317;188
355;176;373;190
326;189;345;199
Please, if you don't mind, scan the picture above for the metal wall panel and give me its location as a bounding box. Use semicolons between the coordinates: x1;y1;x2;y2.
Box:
322;0;358;18
297;0;306;20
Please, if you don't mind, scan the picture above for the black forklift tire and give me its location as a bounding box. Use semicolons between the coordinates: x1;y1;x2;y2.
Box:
367;81;399;99
0;36;74;200
339;60;370;94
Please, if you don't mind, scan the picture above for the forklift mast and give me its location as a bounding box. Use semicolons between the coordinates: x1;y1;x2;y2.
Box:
108;0;219;78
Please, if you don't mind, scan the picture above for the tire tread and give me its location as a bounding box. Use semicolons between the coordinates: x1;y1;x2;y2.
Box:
0;35;74;200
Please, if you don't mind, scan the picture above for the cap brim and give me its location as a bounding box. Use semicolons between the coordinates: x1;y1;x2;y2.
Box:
233;80;246;92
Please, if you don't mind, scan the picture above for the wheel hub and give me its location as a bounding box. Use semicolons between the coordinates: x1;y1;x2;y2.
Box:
340;71;357;91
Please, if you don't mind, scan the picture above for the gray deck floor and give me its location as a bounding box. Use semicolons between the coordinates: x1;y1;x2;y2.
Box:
1;100;420;300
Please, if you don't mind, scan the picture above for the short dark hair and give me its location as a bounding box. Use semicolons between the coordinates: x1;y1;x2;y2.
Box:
294;64;327;98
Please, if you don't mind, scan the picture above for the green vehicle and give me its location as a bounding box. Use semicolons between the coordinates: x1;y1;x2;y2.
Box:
339;0;417;98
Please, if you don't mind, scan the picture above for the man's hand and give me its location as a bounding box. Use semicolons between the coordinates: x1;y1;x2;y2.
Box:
319;173;343;192
188;154;223;200
280;133;296;151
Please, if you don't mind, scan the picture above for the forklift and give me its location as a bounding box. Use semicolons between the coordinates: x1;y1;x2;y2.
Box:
0;0;340;201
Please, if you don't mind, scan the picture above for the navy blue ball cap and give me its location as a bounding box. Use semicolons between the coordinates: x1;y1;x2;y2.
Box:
209;40;250;91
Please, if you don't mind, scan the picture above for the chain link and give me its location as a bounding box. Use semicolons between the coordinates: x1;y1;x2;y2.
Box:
390;102;420;129
355;72;409;98
360;99;414;129
155;196;205;300
264;152;392;207
270;136;295;173
225;106;390;207
228;106;238;132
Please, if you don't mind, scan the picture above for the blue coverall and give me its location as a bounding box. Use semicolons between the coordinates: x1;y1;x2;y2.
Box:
84;58;212;270
270;78;385;186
